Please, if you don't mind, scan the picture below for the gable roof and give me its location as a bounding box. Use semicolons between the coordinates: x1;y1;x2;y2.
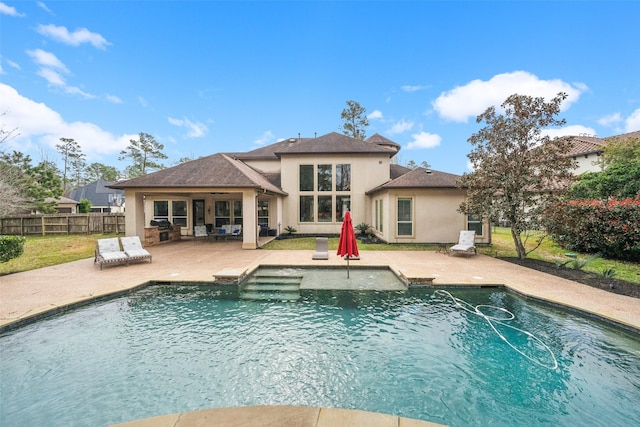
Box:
564;130;639;157
66;180;123;206
110;153;286;195
238;132;397;160
366;167;461;194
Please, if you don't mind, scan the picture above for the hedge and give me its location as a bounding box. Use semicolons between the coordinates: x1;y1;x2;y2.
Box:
544;197;640;262
0;235;26;263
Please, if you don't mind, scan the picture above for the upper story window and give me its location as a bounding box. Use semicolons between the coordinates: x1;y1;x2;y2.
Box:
336;164;351;191
300;165;314;191
317;164;332;191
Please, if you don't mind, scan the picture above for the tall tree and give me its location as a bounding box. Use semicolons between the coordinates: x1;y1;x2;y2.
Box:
85;162;120;182
340;100;369;139
457;92;574;259
119;132;167;178
0;151;31;215
56;138;84;191
26;161;63;213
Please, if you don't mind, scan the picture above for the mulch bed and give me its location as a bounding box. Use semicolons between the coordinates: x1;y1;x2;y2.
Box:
500;257;640;299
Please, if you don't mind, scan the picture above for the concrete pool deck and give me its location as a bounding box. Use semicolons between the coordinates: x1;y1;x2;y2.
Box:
1;239;639;426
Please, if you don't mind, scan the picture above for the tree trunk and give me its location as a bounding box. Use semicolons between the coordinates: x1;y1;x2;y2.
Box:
510;225;527;259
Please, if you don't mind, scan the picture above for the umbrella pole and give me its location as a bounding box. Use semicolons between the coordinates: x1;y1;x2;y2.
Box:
347;256;350;278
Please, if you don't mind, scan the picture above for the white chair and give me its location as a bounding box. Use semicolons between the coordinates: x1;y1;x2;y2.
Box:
448;230;477;257
312;237;329;260
120;236;152;264
95;237;129;270
194;225;208;242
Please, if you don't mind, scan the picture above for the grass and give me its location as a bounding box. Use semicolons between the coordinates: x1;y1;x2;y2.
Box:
2;229;639;285
0;234;117;276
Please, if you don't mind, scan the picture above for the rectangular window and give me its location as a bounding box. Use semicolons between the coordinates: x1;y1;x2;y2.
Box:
153;201;169;220
171;201;188;227
233;200;243;225
336;195;350;222
300;196;314;222
467;214;483;236
300;165;314;191
317;195;332;222
336;164;351;191
317;164;332;191
214;201;230;227
258;200;269;227
397;198;413;236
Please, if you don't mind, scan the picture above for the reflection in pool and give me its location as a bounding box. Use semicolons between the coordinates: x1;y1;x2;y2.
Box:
1;285;639;427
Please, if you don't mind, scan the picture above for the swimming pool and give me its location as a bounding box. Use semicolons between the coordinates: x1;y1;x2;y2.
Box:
1;285;639;426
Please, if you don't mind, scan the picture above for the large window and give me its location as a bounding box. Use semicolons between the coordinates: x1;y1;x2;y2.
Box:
336;196;350;221
258;200;269;227
300;165;314;191
317;196;332;222
317;164;332;191
300;196;314;222
336;164;351;191
214;201;230;227
171;201;188;227
467;214;483;236
397;198;413;236
233;200;243;225
153;201;169;221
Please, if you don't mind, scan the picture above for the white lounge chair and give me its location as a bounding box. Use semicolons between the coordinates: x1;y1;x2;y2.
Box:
120;236;152;265
312;237;329;260
448;230;477;257
194;225;208;242
95;237;129;270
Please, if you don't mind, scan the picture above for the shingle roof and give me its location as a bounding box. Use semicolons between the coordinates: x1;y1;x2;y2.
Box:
66;180;124;206
110;153;286;195
367;167;461;194
238;132;397;160
366;133;401;149
563;130;639;157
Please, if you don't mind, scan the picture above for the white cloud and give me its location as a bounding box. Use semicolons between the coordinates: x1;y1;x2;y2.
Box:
401;85;428;93
37;2;52;13
433;71;586;122
168;116;208;138
105;94;123;104
597;112;622;127
0;2;25;16
7;60;21;70
37;67;67;86
27;49;69;72
387;119;414;135
543;125;598;139
253;130;275;146
406;131;441;149
138;97;148;107
624;108;640;132
0;83;133;159
368;109;383;120
36;24;111;49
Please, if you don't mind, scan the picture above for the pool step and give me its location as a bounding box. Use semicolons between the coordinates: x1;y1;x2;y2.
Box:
240;275;303;301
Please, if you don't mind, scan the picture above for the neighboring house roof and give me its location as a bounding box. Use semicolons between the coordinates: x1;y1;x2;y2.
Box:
367;167;461;195
564;130;639;157
66;180;124;206
110;153;287;195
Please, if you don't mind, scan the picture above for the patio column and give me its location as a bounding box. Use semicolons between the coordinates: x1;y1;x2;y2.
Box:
242;190;258;249
125;190;145;240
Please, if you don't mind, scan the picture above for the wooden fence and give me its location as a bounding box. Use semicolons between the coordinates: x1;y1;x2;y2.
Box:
0;214;125;236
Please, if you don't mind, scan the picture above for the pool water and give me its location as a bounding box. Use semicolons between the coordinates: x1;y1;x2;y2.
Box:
1;286;639;427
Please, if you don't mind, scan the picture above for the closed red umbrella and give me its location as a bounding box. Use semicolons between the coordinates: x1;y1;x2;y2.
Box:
336;210;359;278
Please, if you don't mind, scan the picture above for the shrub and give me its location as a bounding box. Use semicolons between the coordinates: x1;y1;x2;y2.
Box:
355;222;370;235
0;235;26;263
78;198;92;213
544;197;640;262
284;226;297;234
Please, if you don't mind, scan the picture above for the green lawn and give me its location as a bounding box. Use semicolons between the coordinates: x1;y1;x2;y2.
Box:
2;230;639;285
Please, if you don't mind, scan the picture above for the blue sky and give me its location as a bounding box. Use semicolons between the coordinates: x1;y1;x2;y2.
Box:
1;1;639;176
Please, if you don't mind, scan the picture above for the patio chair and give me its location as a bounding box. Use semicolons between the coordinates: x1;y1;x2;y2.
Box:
194;225;208;242
120;236;152;265
231;224;242;240
95;237;129;270
312;237;329;260
448;230;477;257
